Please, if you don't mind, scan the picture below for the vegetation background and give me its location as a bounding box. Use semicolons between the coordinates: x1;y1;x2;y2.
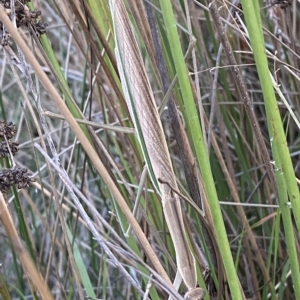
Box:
0;0;299;299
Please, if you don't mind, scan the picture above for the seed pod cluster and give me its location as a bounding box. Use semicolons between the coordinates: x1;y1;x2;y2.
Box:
0;140;19;157
0;0;47;45
0;120;17;139
0;120;35;193
0;120;18;157
0;166;35;193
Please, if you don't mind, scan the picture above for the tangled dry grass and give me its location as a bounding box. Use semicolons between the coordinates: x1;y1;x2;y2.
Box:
0;0;300;299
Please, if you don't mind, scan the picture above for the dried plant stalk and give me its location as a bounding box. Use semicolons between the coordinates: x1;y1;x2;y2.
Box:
0;192;54;300
110;1;205;297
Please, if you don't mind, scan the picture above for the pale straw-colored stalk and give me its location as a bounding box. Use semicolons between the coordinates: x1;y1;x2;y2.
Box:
109;1;205;298
0;192;54;300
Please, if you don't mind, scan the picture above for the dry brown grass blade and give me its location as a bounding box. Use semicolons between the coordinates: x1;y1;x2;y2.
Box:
0;3;172;288
110;0;205;296
127;0;161;81
0;193;54;300
63;0;128;113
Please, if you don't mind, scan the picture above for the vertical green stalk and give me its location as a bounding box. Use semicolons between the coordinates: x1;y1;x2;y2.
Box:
159;1;243;299
241;1;300;297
